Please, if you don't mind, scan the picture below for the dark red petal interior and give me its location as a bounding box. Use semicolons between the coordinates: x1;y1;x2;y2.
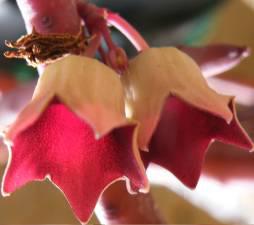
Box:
2;99;146;222
144;97;253;188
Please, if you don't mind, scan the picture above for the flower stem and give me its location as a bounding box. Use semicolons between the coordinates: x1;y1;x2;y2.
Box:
84;33;102;57
107;12;150;51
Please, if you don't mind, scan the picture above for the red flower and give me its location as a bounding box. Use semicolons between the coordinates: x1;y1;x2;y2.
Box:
144;97;252;188
121;47;253;189
1;55;148;223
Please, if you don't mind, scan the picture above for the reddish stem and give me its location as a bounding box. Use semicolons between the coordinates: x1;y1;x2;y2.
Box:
77;1;129;72
98;46;109;64
16;0;81;35
84;33;102;57
107;12;150;51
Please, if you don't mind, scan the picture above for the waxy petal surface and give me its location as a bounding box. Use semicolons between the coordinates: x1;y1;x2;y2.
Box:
144;97;253;188
122;47;232;149
7;55;127;140
2;100;148;223
178;44;250;78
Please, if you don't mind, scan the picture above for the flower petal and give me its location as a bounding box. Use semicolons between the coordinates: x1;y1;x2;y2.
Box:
144;97;253;188
40;55;128;137
0;81;36;127
7;55;127;140
178;44;250;78
122;47;232;149
2;99;149;223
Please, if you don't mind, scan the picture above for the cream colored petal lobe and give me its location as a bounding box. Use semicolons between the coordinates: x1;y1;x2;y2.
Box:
32;65;59;100
4;63;58;141
5;94;54;141
39;55;127;137
159;48;232;120
123;47;233;149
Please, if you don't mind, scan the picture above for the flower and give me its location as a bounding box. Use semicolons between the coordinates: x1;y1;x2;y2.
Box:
144;97;252;188
121;47;253;188
1;45;252;223
1;55;148;223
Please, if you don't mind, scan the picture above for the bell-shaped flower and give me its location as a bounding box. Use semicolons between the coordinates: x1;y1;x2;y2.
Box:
122;47;253;188
1;55;149;223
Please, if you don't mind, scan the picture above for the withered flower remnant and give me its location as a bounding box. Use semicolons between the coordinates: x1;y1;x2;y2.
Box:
4;27;89;67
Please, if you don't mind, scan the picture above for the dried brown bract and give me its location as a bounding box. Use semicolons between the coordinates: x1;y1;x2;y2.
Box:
4;27;89;67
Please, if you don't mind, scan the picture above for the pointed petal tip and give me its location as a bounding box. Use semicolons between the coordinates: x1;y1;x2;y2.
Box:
222;45;251;61
225;109;234;124
184;182;198;191
0;185;10;197
249;145;254;153
139;185;150;194
4;95;54;141
229;98;254;150
126;172;150;195
240;46;251;58
245;143;254;152
140;146;149;152
3;131;15;144
138;179;150;194
180;175;199;190
94;132;101;140
245;139;254;151
226;45;251;59
0;131;13;148
176;171;200;190
186;180;198;190
128;182;150;195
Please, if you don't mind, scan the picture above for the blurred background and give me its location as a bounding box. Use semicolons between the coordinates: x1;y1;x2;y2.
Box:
1;0;254;224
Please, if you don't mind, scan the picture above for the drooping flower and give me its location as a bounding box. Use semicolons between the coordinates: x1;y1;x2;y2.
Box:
122;47;253;188
144;97;252;188
1;55;149;223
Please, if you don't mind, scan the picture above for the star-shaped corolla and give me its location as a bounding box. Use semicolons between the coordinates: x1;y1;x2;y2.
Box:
144;97;253;188
122;47;253;188
1;55;149;223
